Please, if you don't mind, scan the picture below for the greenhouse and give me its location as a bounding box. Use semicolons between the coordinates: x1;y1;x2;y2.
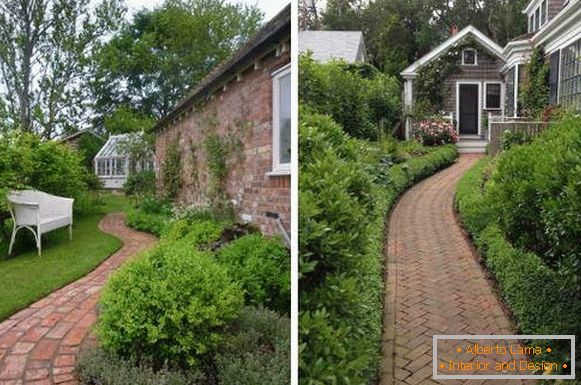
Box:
94;133;154;189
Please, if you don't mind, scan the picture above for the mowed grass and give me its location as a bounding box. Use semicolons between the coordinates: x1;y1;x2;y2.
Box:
0;192;130;321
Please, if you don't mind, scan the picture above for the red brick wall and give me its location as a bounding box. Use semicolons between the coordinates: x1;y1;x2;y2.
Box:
155;50;291;237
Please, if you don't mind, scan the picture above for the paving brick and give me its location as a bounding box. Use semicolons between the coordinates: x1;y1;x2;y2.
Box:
380;155;535;385
0;213;156;385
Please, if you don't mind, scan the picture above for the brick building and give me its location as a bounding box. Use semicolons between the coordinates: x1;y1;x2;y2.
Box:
401;0;581;153
153;5;291;238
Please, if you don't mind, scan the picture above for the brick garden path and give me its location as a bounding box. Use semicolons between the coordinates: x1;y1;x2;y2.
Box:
380;154;534;385
0;213;157;385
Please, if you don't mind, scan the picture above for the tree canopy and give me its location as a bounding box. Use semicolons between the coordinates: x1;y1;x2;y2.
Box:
91;0;263;134
316;0;529;77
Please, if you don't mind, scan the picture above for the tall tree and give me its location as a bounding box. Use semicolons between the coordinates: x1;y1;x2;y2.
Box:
299;0;322;30
91;0;263;133
322;0;365;30
0;0;125;138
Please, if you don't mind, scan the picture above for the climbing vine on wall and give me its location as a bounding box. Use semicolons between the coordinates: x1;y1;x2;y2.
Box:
161;135;183;199
520;47;549;119
414;37;486;117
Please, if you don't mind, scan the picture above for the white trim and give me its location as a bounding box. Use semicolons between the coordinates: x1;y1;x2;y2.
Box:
461;48;478;66
271;62;291;77
514;64;520;117
557;48;563;103
401;25;505;77
271;65;291;174
456;81;482;137
532;0;581;53
483;81;503;110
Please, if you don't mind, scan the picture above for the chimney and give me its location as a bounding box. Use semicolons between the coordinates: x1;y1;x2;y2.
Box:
450;24;459;36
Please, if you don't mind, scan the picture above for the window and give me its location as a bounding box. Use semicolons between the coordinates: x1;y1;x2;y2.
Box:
113;158;126;176
559;38;581;109
529;15;534;33
541;0;547;25
462;49;477;66
97;159;110;176
485;83;502;109
535;7;540;30
271;64;291;174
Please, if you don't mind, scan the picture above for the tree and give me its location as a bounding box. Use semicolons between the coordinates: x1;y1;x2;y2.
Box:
299;0;322;30
0;0;125;138
91;0;263;132
322;0;365;30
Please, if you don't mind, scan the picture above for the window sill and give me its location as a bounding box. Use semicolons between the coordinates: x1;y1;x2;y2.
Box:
266;170;291;177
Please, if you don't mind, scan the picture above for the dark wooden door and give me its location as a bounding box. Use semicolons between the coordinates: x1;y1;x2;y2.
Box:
459;84;479;135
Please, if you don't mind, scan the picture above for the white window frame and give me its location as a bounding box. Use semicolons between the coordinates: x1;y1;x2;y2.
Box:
484;82;503;110
269;63;291;175
461;49;478;66
455;80;482;137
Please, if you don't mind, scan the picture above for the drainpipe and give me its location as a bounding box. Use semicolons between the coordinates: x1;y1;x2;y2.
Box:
265;211;290;247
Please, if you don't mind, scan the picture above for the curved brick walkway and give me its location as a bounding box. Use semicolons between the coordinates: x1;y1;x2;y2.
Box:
0;213;156;385
380;155;534;385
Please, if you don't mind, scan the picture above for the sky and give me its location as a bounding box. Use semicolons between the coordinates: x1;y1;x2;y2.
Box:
125;0;288;20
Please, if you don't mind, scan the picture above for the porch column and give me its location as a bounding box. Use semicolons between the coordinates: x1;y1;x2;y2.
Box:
404;77;414;139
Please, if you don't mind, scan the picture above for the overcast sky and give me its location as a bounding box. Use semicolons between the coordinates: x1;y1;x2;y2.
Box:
125;0;288;20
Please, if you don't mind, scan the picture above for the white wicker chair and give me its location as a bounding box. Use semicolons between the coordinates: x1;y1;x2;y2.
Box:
7;190;74;256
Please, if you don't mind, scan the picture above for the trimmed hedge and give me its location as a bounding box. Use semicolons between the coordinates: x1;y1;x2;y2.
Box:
455;156;580;375
299;109;457;385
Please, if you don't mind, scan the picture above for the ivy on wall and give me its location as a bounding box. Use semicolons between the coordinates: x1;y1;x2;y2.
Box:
520;47;550;119
161;135;183;199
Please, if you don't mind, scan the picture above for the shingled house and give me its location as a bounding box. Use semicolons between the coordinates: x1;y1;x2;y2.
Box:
153;5;291;237
299;30;368;63
402;0;581;153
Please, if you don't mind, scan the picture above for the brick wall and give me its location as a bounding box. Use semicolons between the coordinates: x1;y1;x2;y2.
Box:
155;50;291;237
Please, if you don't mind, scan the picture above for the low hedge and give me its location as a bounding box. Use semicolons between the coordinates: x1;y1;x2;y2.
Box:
299;109;457;385
455;157;579;375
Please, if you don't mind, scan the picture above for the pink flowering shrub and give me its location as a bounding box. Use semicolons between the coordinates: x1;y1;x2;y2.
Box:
413;119;458;145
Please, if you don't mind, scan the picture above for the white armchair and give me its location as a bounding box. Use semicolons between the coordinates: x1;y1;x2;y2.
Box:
7;190;74;256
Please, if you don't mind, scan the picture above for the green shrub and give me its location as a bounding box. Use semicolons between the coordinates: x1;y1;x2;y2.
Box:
126;195;173;236
299;54;400;140
98;244;244;370
76;347;206;385
500;130;534;151
486;116;581;286
216;307;290;385
217;234;290;313
0;132;95;226
161;219;225;248
299;109;458;384
455;157;580;375
124;171;156;198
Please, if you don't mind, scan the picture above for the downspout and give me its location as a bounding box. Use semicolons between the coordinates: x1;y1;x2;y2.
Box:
265;211;290;247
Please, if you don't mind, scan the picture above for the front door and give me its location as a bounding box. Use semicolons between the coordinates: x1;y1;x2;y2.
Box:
459;84;479;135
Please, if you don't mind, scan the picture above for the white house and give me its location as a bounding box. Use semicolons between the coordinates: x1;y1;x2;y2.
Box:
401;0;581;153
299;30;368;63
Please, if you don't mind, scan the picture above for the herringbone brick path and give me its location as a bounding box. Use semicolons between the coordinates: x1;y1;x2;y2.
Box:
380;155;535;385
0;213;156;385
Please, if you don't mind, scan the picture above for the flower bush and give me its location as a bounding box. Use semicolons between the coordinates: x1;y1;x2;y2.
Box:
413;119;458;145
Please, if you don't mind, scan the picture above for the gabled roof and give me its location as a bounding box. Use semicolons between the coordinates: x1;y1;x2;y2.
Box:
400;26;505;78
59;130;103;143
95;133;136;159
299;31;367;63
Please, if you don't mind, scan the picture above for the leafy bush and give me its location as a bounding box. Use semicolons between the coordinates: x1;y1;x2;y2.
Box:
455;156;580;376
299;109;458;384
0;133;96;227
216;307;290;385
97;243;244;370
412;118;458;145
124;171;156;198
125;195;173;236
299;54;400;140
500;130;534;151
77;347;206;385
161;219;225;248
218;234;290;313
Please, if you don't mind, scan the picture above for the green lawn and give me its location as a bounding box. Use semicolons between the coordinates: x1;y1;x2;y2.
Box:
0;192;130;321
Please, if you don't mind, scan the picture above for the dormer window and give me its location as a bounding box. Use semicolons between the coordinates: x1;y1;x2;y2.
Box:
462;49;477;66
528;0;548;33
